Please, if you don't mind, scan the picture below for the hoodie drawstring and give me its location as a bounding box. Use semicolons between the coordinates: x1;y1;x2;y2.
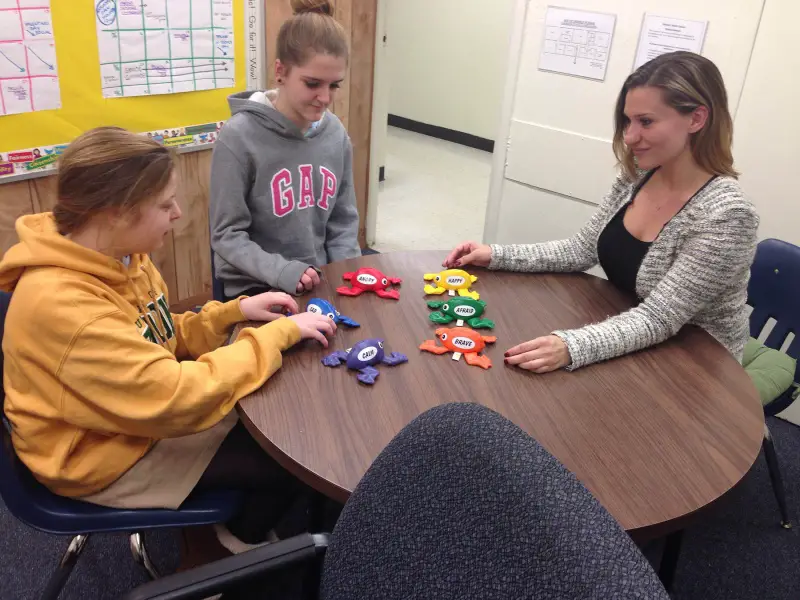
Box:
125;265;170;347
141;266;174;342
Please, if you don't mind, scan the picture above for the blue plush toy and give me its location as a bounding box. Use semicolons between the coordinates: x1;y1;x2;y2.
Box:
306;297;360;327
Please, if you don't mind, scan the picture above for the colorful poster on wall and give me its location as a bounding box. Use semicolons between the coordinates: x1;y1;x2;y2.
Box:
538;6;616;82
0;0;60;116
0;120;225;181
94;0;236;99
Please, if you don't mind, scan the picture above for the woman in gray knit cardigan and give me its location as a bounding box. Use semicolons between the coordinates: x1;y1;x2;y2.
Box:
444;52;758;373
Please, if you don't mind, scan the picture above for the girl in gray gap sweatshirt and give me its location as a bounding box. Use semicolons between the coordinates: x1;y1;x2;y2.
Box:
209;88;361;299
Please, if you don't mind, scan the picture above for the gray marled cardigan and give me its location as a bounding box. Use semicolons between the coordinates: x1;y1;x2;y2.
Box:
490;174;759;370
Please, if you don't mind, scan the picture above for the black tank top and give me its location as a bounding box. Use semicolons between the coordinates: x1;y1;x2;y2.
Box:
597;173;655;297
597;171;716;297
597;203;651;297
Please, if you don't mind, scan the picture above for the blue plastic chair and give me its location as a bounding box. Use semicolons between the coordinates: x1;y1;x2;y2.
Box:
0;291;242;599
746;238;800;529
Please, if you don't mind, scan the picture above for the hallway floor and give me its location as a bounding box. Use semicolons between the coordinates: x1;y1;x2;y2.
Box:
372;127;492;255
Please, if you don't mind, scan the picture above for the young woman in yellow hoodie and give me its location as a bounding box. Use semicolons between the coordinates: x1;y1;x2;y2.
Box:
0;127;337;546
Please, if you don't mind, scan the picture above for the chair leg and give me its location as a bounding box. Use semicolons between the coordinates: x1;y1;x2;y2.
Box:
657;529;683;594
130;532;160;580
303;492;328;600
308;492;327;532
763;424;793;529
303;554;325;600
41;534;89;600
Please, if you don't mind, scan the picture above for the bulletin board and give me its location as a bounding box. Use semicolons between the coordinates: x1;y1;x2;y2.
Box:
0;0;249;180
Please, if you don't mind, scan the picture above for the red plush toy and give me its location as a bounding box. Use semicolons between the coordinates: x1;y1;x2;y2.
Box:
337;267;402;300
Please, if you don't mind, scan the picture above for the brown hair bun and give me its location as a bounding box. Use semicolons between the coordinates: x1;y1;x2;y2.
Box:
290;0;334;17
279;0;348;67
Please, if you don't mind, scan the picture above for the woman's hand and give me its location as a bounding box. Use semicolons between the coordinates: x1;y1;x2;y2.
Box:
288;312;337;347
505;335;571;373
240;292;299;322
443;241;492;269
296;267;321;294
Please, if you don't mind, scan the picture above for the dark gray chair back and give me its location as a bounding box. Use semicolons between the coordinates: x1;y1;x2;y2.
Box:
321;403;668;600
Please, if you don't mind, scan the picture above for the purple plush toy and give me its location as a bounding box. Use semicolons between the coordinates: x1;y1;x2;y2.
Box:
322;338;408;385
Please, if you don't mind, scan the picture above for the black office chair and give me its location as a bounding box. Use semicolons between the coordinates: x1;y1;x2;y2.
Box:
125;403;668;600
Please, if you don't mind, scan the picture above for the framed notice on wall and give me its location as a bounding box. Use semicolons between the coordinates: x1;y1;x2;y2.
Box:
538;6;617;82
633;14;708;70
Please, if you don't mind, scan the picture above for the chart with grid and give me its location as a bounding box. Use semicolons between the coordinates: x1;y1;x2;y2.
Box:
0;0;60;115
95;0;235;99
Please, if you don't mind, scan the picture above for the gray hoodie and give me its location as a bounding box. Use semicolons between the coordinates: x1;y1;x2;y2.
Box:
209;90;361;296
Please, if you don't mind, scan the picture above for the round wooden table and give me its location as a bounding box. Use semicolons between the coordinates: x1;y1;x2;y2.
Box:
235;250;764;535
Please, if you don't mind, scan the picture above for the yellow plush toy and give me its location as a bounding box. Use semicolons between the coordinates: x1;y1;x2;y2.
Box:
423;269;480;300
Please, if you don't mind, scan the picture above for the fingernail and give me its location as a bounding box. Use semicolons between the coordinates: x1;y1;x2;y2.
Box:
504;352;510;357
504;358;509;364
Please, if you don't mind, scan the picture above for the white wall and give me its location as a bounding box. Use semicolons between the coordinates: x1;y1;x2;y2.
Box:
385;0;515;141
366;0;389;246
484;0;772;246
735;0;800;246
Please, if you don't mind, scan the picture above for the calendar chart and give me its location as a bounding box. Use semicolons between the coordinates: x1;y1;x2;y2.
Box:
95;0;235;98
0;0;60;116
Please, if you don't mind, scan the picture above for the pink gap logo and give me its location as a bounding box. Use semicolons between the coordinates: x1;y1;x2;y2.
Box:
271;165;338;218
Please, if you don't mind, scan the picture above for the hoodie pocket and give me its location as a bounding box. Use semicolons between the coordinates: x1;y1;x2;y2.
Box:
251;201;313;254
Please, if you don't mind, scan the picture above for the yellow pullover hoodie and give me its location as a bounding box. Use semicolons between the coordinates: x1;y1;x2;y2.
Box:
0;213;301;497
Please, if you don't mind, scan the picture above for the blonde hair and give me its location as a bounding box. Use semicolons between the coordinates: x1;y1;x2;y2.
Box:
54;127;175;235
276;0;349;69
612;51;737;181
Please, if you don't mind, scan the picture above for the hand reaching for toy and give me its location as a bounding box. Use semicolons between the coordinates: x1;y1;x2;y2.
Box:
504;335;571;373
240;292;299;322
443;241;492;269
288;312;336;348
296;267;321;294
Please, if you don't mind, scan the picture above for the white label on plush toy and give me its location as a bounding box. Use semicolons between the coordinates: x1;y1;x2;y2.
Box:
358;347;377;362
308;304;321;314
446;276;465;286
357;274;377;286
452;337;476;351
454;306;476;317
452;352;462;362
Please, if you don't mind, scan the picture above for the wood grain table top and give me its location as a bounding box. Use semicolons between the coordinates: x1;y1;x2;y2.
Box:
234;251;764;534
